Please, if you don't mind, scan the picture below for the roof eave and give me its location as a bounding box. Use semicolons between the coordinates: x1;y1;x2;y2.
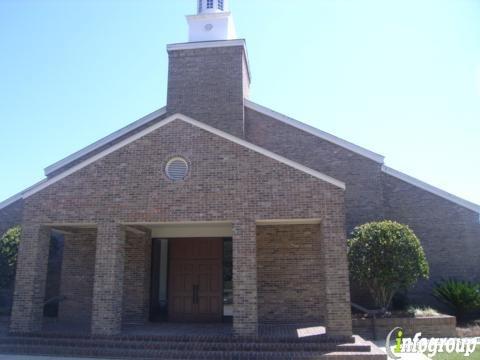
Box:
0;113;345;211
244;99;385;164
44;107;167;177
382;165;480;215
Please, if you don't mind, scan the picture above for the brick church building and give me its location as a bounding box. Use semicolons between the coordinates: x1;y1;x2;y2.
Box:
0;0;479;346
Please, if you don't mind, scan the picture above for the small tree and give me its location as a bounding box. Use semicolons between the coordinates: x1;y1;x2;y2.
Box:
0;226;21;289
348;220;429;311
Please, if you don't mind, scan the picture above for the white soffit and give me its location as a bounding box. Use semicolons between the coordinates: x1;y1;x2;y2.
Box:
44;107;167;176
244;99;385;164
382;166;480;214
167;39;246;51
150;222;233;238
0;113;346;211
256;218;322;226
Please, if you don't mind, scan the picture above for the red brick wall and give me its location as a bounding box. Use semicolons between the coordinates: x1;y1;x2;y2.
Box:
352;315;457;339
257;224;325;324
22;120;344;227
58;229;96;324
56;230;152;326
245;107;385;233
245;107;480;307
167;46;248;138
122;232;151;325
382;173;480;303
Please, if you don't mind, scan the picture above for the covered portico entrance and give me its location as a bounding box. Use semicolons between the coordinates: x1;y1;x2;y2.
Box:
9;218;352;339
7;107;354;340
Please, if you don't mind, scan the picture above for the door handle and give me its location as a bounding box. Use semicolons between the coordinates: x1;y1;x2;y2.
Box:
192;285;199;304
194;285;200;304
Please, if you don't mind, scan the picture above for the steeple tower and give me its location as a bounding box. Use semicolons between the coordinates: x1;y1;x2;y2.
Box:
187;0;236;42
166;0;250;137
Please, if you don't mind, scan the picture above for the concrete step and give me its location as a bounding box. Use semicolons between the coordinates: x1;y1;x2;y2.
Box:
0;345;386;360
0;335;387;360
10;331;356;344
0;336;370;353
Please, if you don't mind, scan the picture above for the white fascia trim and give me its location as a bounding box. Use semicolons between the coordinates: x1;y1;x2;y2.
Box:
167;39;246;51
256;218;322;226
0;113;345;210
0;194;23;209
245;99;385;164
122;221;232;226
44;107;167;176
382;165;480;214
167;39;251;83
0;179;48;209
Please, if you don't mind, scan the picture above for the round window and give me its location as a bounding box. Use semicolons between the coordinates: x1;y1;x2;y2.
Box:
165;157;189;181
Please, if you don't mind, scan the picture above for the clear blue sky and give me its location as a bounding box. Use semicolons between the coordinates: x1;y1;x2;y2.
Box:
1;0;479;204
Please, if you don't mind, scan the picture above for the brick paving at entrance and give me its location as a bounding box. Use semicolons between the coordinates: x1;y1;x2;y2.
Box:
0;318;386;359
38;320;331;342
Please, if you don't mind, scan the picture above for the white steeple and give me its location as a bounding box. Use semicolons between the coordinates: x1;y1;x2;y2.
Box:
187;0;237;42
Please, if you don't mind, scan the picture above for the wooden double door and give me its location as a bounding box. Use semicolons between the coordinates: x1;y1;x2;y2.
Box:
168;238;223;322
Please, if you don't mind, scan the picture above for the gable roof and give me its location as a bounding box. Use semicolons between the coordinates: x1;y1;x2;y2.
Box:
44;107;167;177
0;113;346;210
45;99;384;178
244;100;480;216
245;99;385;164
0;180;47;210
2;102;478;216
382;166;480;214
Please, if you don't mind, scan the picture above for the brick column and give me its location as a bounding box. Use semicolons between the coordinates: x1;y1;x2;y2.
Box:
122;229;152;324
321;216;353;337
10;224;51;333
232;220;258;337
58;230;96;323
91;223;125;336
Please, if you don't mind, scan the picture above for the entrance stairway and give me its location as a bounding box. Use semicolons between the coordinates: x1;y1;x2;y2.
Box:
0;331;386;360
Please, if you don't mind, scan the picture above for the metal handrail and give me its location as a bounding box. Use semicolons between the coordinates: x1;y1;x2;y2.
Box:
351;302;385;316
351;302;385;340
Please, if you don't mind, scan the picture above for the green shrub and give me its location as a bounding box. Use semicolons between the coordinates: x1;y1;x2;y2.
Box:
0;226;21;289
433;279;480;321
348;220;429;311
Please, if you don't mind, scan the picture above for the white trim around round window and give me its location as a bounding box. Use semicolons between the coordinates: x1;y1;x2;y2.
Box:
165;157;189;182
